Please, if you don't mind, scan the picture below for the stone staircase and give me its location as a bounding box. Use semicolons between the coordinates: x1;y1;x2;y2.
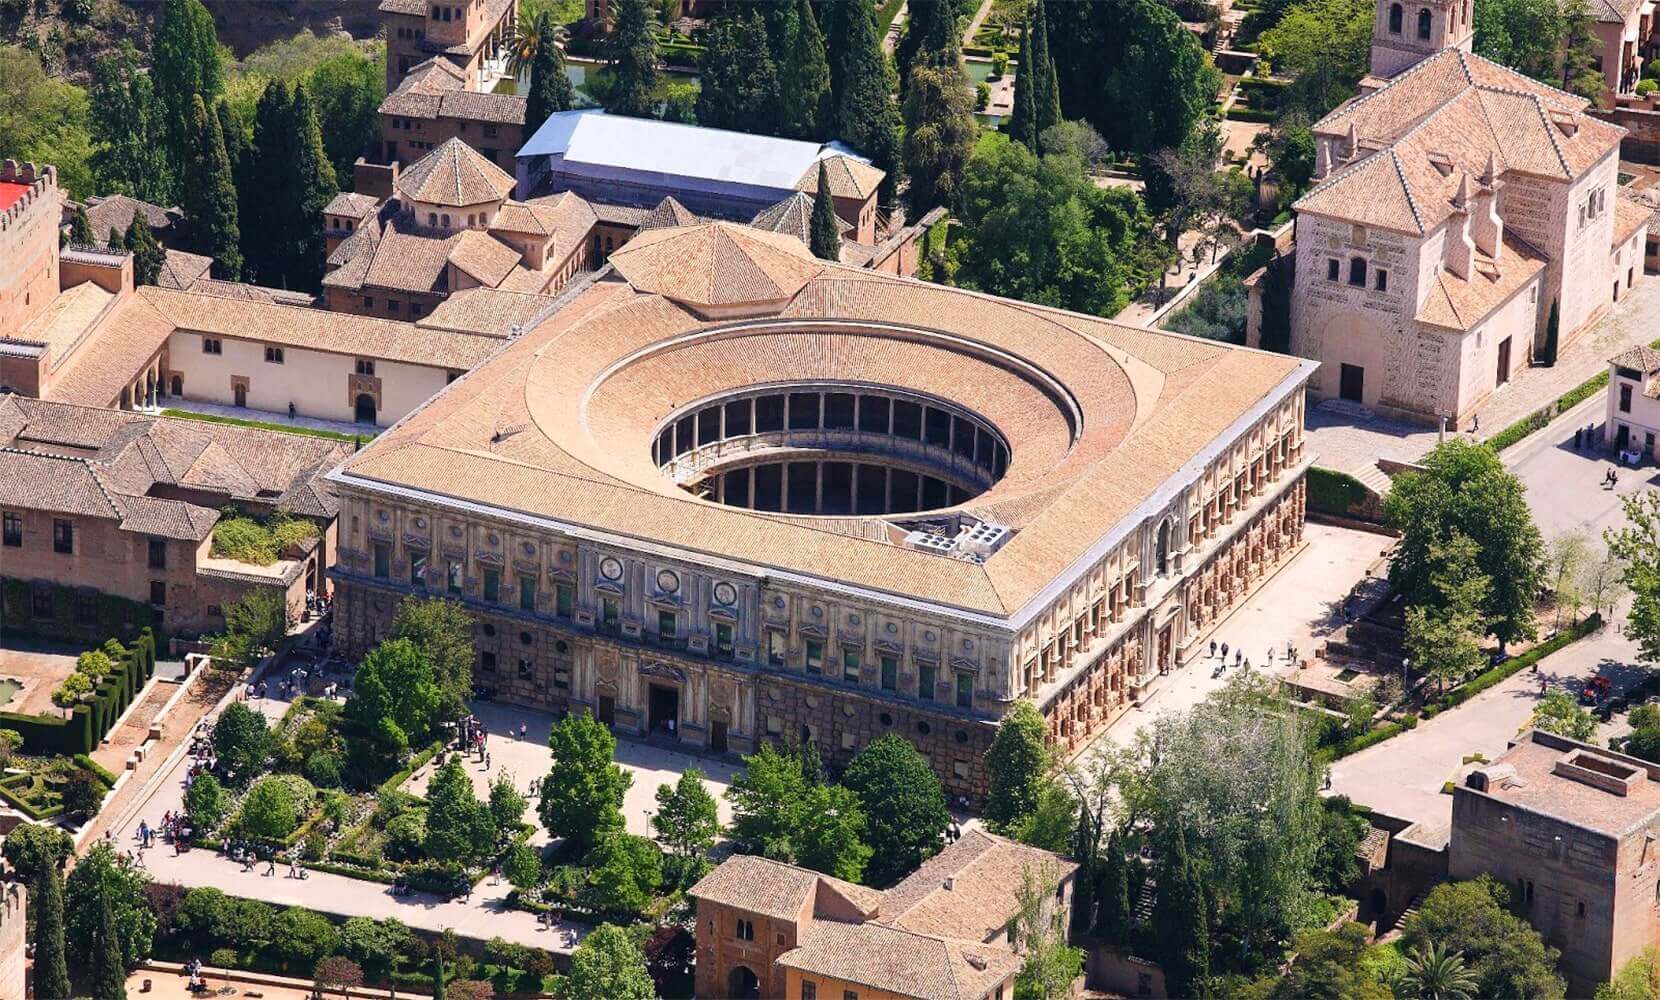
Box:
1380;888;1432;938
1351;462;1394;497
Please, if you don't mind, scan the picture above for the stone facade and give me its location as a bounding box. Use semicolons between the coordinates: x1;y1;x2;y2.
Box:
0;883;23;1000
383;0;518;96
0;160;60;349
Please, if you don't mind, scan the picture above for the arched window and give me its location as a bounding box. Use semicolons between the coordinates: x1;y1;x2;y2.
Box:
428;213;437;226
441;214;451;227
1389;3;1403;32
1417;8;1432;39
1349;256;1368;286
1156;521;1171;576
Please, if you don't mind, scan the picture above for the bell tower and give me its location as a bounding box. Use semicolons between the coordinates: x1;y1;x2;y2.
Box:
1369;0;1474;78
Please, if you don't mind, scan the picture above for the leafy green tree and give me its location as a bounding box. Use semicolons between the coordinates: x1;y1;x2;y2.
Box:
65;842;155;972
151;0;224;193
33;865;71;1000
841;734;950;886
809;161;842;261
391;597;474;722
88;43;172;203
652;768;720;884
69;204;95;246
503;841;543;891
336;916;412;983
554;923;654;1000
728;742;809;859
306;50;387;186
796;782;873;883
489;770;528;833
1400;877;1566;999
182;95;242;280
523;12;575;139
1475;0;1571;85
1312;796;1366;892
953;133;1160;317
1608;490;1660;664
1531;689;1599;741
270;906;340;972
539;712;631;853
605;0;660;117
284;82;338;291
241;80;292;286
0;45;94;198
1597;948;1660;1000
425;756;497;863
1387;439;1544;648
696;11;782;134
1012;863;1085;1000
91;884;128;1000
1101;0;1221;158
1559;0;1605;99
1258;0;1372;118
64;766;106;819
218;101;250;187
584;832;663;915
240;775;306;838
1404;532;1492;693
986;699;1050;832
210;588;288;669
4;822;73;880
345;638;444;757
780;0;832;139
1009;21;1039;152
1399;941;1481;1000
1153;827;1209;997
823;0;903;201
1028;0;1062;141
124;216;166;286
1266;921;1392;999
902;2;977;214
213;703;274;786
1010;780;1075;853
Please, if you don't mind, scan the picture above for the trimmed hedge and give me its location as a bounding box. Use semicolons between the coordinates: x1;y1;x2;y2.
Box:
1307;466;1370;516
1225;107;1277;122
377;740;445;797
0;629;156;756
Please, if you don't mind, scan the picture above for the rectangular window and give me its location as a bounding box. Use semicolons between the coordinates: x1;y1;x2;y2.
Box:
658;609;676;643
601;597;620;633
802;983;817;1000
1621;384;1634;413
956;671;973;709
1374;269;1389;292
410;551;427;589
364;297;375;310
373;541;390;578
447;560;463;594
52;519;72;554
768;630;787;667
519;574;536;611
481;651;497;672
1326;258;1339;282
356;359;376;376
150;580;166;606
881;656;897;691
2;512;20;547
844;991;858;1000
518;658;533;680
555;582;574;618
264;346;284;364
388;300;399;313
32;589;54;619
805;639;824;674
202;337;222;354
715;622;733;655
148;537;167;570
735;918;754;941
842;648;861;683
919;663;936;700
483;568;501;603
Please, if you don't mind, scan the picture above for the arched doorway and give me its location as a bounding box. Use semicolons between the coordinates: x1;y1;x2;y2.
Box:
355;393;377;424
1155;521;1171;576
234;383;247;407
727;965;760;999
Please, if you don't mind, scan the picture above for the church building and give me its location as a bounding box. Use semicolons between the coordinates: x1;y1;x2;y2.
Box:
1257;0;1652;427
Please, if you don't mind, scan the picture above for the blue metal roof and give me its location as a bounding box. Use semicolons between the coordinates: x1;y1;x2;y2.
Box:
516;110;860;191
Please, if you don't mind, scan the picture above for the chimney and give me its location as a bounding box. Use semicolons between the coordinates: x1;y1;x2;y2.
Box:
1470;180;1503;261
943;876;955;891
1445;175;1475;280
1347;122;1361;162
1315;139;1334;180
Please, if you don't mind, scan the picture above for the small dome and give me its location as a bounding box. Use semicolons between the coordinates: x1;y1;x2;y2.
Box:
608;222;823;310
396;138;516;208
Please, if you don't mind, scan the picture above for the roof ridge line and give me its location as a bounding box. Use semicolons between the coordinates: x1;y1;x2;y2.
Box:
1525;93;1574;176
1315;47;1459;131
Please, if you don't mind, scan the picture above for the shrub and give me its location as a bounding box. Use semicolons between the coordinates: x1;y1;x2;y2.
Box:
1639;78;1659;96
213;703;275;786
212;513;319;566
1306;467;1370;516
304;751;343;788
210;947;239;968
185;773;229;831
62;767;105;819
239;774;315;839
1163;276;1249;342
52;672;92;708
385;810;428;861
76;650;115;678
270;906;338;971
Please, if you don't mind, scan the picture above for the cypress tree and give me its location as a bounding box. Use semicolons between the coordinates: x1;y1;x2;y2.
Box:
1009;22;1037;151
696;11;783;135
824;0;903;202
1153;828;1209;997
183;94;243;280
895;0;938;93
106;226;123;249
605;0;659;118
431;949;446;1000
68;205;94;245
1543;298;1561;365
524;11;575;138
810;161;842;261
1030;0;1062;142
781;0;832;139
89;43;173;203
91;886;127;1000
217;100;249;177
151;0;223;197
902;0;976;213
243;81;292;286
33;867;71;1000
1095;832;1133;944
125;216;166;286
286;82;340;292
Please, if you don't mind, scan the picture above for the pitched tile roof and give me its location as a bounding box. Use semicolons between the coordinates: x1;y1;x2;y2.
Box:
878;829;1080;943
417;287;563;337
1415;232;1547;330
396;138;518;208
325;192;381;220
638;196;702;231
1615;193;1653;246
43;291;174;408
156;249;215;291
83;194;180;238
1611;344;1660;373
688;854;881;921
448;229;524;286
776;919;1019;1000
798;153;885;200
608;222;824;308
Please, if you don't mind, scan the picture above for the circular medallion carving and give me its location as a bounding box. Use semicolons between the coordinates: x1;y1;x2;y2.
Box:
376;510;389;523
805;696;819;710
555;640;569;654
657;569;680;593
955;730;969;744
916;721;931;736
924;630;936;642
773;596;786;609
487;533;499;545
714;582;737;606
449;525;462;538
520;631;533;646
849;614;861;625
523;542;536;556
414;517;427;530
886;622;898;634
600;557;623;581
962;639;973;650
879;713;893;727
559;550;572;563
811;606;823;618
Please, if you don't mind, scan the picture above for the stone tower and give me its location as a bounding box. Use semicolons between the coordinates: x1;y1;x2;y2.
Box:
1369;0;1475;78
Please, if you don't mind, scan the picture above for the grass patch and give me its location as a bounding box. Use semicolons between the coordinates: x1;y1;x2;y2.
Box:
160;408;371;443
1306;466;1370;516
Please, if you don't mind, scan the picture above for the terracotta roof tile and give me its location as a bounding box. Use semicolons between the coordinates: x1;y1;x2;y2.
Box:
396;138;517;207
797;153;885;200
609;222;823;308
448;229;524;286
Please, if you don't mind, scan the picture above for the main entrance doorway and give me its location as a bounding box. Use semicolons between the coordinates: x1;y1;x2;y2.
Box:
1339;363;1365;403
234;383;247;407
1496;336;1512;387
648;683;680;736
709;719;728;753
597;695;615;726
355;393;377;424
727;966;760;999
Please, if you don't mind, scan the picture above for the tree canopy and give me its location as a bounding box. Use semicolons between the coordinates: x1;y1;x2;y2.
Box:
539;711;631;853
823;0;902;201
1258;0;1374;119
151;0;224;195
391;597;474;721
523;11;575;138
652;768;721;885
555;923;655;1000
726;742;873;882
1399;876;1567;999
985;699;1051;833
841;734;950;886
425;756;497;863
65;842;155;973
604;0;659;117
